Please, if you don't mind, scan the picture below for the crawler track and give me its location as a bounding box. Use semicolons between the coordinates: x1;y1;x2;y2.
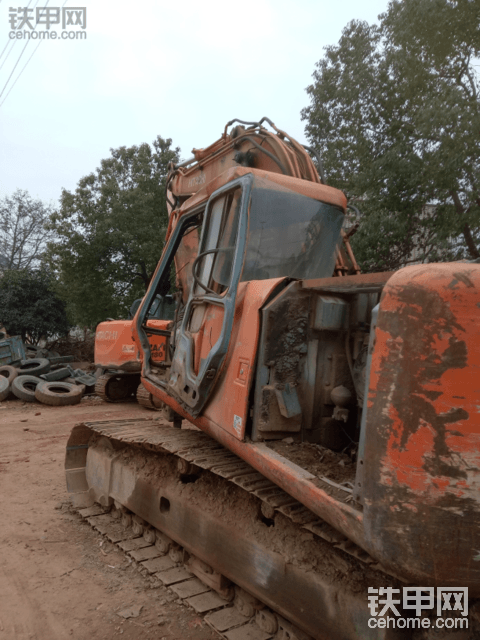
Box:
76;502;311;640
94;374;139;403
66;418;403;640
82;419;375;565
136;383;163;410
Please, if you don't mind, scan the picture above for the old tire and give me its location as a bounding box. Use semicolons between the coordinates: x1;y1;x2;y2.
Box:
0;365;18;385
16;358;51;377
35;381;83;406
0;376;9;401
11;375;42;402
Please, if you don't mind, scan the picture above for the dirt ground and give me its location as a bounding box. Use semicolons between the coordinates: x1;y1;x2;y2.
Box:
0;395;217;640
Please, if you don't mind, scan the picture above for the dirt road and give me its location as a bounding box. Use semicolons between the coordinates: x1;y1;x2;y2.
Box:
0;396;217;640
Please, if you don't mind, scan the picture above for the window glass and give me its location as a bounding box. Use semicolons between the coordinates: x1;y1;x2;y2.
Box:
211;190;241;287
130;295;176;321
197;198;223;289
196;189;241;294
174;222;201;303
150;295;176;320
242;178;344;282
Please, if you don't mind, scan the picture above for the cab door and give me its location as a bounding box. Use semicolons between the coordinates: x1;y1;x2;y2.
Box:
165;175;251;417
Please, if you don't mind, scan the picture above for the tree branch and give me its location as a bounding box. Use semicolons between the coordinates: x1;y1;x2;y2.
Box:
451;190;480;259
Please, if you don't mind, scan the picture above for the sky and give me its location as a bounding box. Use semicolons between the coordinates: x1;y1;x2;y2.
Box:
0;0;390;206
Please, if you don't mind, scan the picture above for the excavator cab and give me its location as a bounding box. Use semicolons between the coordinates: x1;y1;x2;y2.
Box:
134;169;345;419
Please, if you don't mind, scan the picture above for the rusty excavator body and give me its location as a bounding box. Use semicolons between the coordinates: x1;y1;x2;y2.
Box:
66;118;480;639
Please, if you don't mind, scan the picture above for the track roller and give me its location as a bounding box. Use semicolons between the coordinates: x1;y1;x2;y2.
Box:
132;514;146;536
154;531;172;554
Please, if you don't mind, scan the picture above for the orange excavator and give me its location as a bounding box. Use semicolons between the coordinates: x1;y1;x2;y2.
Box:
93;294;175;409
67;118;480;639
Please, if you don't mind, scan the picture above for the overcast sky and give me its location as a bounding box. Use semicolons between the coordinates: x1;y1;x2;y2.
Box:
0;0;389;205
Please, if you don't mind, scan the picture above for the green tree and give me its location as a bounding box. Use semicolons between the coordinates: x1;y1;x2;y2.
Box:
0;189;55;270
48;136;180;326
301;0;480;272
0;269;70;344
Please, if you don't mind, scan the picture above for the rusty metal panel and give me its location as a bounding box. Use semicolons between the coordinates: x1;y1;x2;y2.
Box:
354;304;379;504
302;271;394;293
0;335;25;365
362;263;480;592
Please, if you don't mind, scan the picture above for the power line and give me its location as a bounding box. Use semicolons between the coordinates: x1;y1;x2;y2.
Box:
0;0;35;64
0;40;16;71
0;0;71;108
0;41;42;107
0;40;34;100
0;39;12;63
0;0;54;104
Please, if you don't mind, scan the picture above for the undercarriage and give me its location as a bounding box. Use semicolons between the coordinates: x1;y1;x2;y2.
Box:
66;418;476;639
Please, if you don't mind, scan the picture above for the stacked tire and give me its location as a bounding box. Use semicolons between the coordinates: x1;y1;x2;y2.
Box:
0;358;84;406
35;381;83;406
12;375;43;402
0;365;17;401
15;358;51;377
11;358;51;403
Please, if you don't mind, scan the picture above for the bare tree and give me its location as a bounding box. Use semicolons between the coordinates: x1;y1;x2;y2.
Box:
0;189;55;270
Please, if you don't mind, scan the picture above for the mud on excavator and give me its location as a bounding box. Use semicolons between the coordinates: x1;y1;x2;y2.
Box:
67;118;480;639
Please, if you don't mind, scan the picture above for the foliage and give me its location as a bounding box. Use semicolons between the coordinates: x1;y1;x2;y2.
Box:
0;268;70;344
47;136;180;327
0;189;55;270
46;330;95;362
302;0;480;271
